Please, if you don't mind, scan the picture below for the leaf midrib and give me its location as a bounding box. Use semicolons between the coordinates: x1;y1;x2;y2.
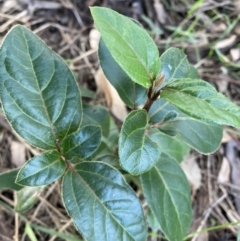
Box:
21;27;59;149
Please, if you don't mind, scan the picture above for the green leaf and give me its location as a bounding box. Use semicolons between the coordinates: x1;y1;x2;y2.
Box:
162;110;178;122
90;119;119;167
103;117;119;150
141;154;192;241
62;161;147;241
0;25;82;150
119;110;161;175
0;168;23;191
158;47;189;88
61;125;101;162
147;208;160;232
79;86;95;99
187;65;199;78
149;99;223;154
82;103;110;138
161;118;222;154
25;223;38;241
16;151;66;186
15;186;45;213
149;129;190;162
91;7;160;88
98;39;147;108
161;78;240;127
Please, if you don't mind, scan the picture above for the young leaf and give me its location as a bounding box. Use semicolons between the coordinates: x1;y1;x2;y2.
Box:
141;154;192;241
119;110;161;175
15;186;45;213
0;25;82;150
82;103;110;138
62;161;147;241
149;129;190;162
61;125;101;162
0;168;23;191
16;151;66;186
98;39;147;108
91;7;160;88
161;78;240;127
149;99;223;154
158;47;189;88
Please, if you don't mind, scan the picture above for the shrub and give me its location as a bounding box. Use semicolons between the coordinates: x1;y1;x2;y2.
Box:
0;7;240;241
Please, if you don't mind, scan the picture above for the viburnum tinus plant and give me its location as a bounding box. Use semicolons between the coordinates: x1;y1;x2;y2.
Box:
0;6;240;241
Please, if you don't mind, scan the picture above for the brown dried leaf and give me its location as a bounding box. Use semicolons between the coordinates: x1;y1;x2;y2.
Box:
89;28;101;50
217;157;230;184
212;22;227;33
181;155;201;197
11;141;26;167
221;130;232;143
215;35;237;49
216;69;228;93
230;48;240;61
1;0;21;13
95;68;128;122
154;0;167;24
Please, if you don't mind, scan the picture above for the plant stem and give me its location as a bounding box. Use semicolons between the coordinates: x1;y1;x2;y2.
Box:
143;86;160;112
143;98;154;112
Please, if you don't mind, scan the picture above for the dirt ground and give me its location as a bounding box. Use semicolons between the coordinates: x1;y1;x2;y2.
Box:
0;0;240;241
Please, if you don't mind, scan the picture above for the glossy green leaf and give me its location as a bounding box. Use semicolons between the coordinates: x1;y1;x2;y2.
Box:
160;118;222;154
15;186;45;213
82;103;110;137
0;168;23;191
16;151;66;186
0;25;82;150
99;39;147;108
158;47;189;88
161;78;240;127
119;110;161;175
149;129;190;162
62;161;147;241
61;125;101;161
149;99;223;154
141;154;192;241
91;7;160;88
